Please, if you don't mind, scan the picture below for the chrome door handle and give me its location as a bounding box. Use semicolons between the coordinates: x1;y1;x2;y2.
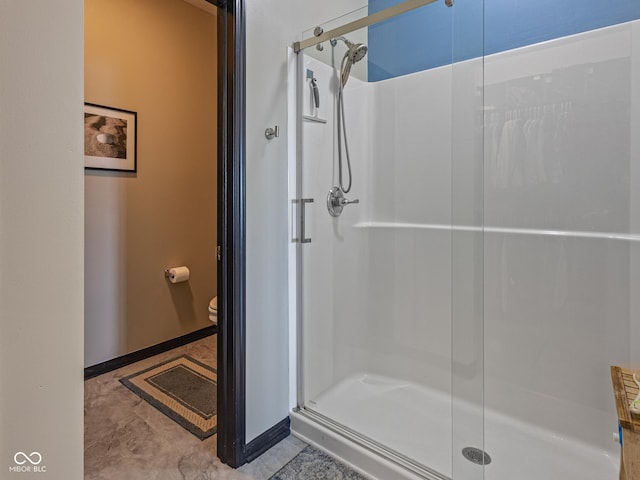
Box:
292;198;314;243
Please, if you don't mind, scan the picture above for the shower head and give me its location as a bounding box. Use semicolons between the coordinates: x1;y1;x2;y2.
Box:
331;36;368;63
348;43;368;63
331;36;368;87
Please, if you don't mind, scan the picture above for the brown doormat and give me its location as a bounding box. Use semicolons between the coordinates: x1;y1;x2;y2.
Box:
120;355;216;440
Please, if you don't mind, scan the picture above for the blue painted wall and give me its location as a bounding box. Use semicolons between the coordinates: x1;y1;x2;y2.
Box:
368;0;640;81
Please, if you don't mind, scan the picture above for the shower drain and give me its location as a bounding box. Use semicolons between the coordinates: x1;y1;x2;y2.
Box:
462;447;492;465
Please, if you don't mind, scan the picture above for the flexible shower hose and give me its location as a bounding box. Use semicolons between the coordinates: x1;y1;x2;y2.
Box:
337;53;353;194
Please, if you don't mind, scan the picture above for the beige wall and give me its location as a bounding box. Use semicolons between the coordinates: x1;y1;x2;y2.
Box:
84;0;217;366
0;0;84;476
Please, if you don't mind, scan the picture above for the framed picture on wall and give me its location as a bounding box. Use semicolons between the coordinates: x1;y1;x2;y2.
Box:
84;103;137;172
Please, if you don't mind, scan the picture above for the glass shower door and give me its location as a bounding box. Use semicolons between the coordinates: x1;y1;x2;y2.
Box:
450;1;486;479
295;1;484;478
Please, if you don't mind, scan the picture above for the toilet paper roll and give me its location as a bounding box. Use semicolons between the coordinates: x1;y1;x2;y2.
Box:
168;266;190;284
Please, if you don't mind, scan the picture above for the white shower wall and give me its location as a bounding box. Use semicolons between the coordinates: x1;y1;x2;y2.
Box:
299;19;640;462
484;22;637;454
300;54;373;402
363;64;455;394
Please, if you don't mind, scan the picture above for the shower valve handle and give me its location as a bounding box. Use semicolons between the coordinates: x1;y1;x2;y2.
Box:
327;186;359;217
341;197;359;206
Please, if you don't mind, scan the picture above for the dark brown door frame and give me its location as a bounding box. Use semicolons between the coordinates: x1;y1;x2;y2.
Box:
216;0;247;468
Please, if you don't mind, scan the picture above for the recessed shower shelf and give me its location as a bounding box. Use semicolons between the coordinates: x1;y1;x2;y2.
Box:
303;115;328;124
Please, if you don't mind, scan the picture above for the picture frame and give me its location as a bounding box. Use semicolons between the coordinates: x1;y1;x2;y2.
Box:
84;103;137;172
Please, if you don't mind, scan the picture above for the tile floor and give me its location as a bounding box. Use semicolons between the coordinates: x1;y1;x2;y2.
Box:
84;336;306;480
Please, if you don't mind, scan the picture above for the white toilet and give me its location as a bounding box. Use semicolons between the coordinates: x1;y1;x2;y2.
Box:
208;296;217;324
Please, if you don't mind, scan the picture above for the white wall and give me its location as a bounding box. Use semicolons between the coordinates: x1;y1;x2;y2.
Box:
0;1;84;478
631;20;640;365
245;0;367;443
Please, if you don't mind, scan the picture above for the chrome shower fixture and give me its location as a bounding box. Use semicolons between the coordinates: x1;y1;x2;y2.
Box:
331;36;368;62
327;186;359;217
330;35;369;196
330;36;368;87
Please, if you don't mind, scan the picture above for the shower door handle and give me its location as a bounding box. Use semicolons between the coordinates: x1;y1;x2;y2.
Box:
292;198;314;243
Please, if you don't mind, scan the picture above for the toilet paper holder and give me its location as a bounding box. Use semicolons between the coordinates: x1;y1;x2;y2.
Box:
164;266;190;284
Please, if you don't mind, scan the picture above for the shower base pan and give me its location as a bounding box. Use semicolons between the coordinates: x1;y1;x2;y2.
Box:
291;373;617;480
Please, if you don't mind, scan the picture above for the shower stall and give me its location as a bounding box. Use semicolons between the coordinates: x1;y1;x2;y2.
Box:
289;1;639;478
